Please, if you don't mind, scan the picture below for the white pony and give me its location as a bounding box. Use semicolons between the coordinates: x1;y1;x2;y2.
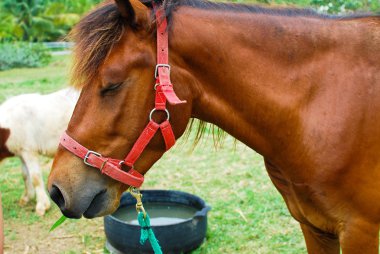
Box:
0;88;80;216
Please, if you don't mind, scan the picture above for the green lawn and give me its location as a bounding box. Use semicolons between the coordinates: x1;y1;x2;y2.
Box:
0;56;306;253
0;55;71;103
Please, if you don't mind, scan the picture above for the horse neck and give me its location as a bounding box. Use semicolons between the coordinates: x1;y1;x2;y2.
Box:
169;7;356;157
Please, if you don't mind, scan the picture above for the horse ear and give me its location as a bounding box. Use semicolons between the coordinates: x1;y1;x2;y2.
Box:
115;0;150;26
115;0;135;20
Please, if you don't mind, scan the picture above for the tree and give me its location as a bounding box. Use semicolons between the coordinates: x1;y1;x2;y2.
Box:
0;0;100;42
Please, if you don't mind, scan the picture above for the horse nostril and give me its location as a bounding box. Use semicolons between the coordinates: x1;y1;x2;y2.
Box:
49;184;65;210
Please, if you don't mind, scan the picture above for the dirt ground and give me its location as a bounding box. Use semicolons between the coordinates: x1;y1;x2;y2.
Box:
4;216;104;254
2;160;106;254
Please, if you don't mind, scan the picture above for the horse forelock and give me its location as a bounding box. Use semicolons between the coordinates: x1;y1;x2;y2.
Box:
70;3;125;89
0;127;13;160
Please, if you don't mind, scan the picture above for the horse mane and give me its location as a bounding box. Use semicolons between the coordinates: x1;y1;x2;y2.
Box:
70;0;378;147
155;0;379;24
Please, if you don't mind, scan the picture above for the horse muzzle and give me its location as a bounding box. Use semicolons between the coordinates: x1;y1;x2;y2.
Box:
48;151;121;219
49;183;112;219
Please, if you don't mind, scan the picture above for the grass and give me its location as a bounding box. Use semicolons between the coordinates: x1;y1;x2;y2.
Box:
0;55;71;103
0;55;306;253
149;137;306;254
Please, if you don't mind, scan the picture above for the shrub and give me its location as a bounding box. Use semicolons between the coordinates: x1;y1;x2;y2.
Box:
0;43;52;71
310;0;379;13
0;0;101;42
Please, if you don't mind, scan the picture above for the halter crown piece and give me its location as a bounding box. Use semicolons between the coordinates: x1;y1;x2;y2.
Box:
59;4;186;187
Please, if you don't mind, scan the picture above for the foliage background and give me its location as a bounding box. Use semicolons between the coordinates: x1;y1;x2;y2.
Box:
0;42;51;71
0;0;101;42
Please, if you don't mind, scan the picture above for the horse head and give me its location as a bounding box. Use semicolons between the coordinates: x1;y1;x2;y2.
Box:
48;0;194;218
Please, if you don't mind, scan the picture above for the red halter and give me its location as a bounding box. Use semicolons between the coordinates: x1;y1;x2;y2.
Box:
59;6;186;188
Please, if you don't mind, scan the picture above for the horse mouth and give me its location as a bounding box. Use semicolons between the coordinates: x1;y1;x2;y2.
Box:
82;189;109;219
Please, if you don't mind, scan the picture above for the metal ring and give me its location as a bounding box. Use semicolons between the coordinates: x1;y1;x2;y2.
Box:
149;108;170;122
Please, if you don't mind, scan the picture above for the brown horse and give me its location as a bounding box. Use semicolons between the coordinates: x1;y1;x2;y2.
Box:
48;0;380;253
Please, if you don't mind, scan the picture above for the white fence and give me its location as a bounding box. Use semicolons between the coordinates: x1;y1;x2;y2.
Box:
42;42;74;50
42;42;73;55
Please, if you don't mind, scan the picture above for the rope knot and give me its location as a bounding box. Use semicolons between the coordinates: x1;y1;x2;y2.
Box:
137;212;163;254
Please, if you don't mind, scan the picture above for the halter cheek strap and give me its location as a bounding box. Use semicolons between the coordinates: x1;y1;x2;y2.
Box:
155;7;186;105
58;7;185;188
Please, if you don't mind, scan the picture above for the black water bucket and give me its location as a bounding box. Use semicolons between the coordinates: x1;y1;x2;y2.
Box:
104;190;211;254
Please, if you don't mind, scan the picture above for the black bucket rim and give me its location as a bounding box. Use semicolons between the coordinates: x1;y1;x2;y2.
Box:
106;189;211;228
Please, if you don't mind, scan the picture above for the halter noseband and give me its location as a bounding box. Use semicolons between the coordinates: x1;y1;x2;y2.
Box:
59;5;186;188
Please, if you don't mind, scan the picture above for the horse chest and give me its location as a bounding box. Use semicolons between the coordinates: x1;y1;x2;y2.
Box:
264;159;336;231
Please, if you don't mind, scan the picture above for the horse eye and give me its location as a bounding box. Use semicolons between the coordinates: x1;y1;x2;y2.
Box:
100;82;123;96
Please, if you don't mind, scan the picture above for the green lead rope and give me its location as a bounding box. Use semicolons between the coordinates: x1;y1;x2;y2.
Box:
137;212;163;254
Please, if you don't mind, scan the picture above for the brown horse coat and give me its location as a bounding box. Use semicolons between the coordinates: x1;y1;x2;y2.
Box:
48;0;380;253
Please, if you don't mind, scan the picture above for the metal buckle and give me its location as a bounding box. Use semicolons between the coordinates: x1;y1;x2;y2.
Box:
149;108;170;122
84;150;101;167
154;64;170;78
